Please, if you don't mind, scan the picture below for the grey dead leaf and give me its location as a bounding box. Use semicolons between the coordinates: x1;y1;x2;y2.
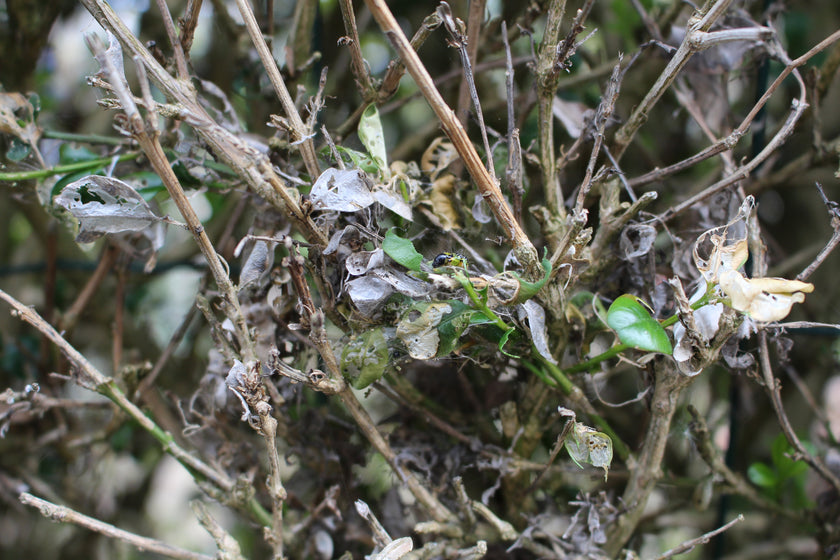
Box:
310;168;375;212
552;97;590;139
224;359;248;388
369;268;431;298
372;187;413;220
239;240;274;289
520;300;557;365
55;175;162;242
346;249;386;276
372;537;413;560
619;224;657;260
471;195;492;224
346;276;394;317
324;225;361;257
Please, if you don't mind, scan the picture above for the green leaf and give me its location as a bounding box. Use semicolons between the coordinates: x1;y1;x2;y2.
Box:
59;143;99;164
27;93;41;119
122;171;166;200
507;257;552;304
437;301;492;356
771;433;810;480
52;171;94;197
6;138;30;161
606;295;672;354
771;433;790;470
331;146;380;174
341;329;390;389
747;462;778;488
498;327;520;358
382;229;424;272
171;160;202;187
358;104;388;176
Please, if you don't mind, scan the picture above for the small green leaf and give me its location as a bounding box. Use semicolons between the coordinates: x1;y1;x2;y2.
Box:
498;327;520;358
771;433;810;480
330;146;380;174
606;295;672;354
437;301;492;356
771;433;790;470
6;138;30;161
507;257;552;304
171;160;202;186
358;104;388;176
382;229;423;272
59;143;99;164
27;93;41;119
52;171;92;197
747;462;778;488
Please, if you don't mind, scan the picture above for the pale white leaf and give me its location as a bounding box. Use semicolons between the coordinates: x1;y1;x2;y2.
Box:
55;175;161;241
310;168;375;212
520;300;557;364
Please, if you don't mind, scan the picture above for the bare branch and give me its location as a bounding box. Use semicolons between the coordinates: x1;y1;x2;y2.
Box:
611;0;736;160
20;493;214;560
758;332;840;495
153;0;189;81
232;0;320;180
651;514;744;560
363;0;540;277
338;0;375;97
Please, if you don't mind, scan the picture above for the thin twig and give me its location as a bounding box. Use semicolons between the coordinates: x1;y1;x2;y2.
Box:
363;0;540;277
178;0;204;56
796;183;840;282
191;501;245;560
686;406;798;518
574;57;623;213
454;0;485;128
501;21;524;224
534;0;568;216
153;0;189;81
134;297;200;399
757;332;840;495
657;28;840;222
338;0;375;97
232;0;320;180
58;243;119;333
649;515;744;560
612;0;736;160
288;0;317;75
79;0;328;247
20;493;214;560
0;288;275;525
87;35;255;361
282;245;456;524
659;77;807;223
526;411;575;494
439;2;494;180
335;10;443;139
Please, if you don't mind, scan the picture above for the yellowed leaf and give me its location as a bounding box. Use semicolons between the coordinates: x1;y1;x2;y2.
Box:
427;174;460;230
420;137;459;180
693;197;814;322
718;268;813;322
